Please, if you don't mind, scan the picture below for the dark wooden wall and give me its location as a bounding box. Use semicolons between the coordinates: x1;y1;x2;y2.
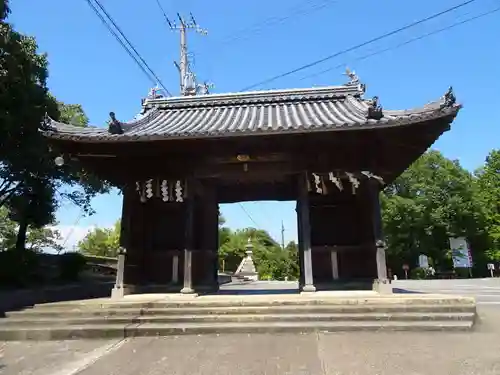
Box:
124;193;186;285
122;175;379;289
309;185;377;282
122;179;219;290
191;183;219;289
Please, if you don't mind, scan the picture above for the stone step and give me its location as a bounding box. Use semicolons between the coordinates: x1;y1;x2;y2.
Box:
32;297;476;310
6;303;476;318
0;312;475;327
6;303;476;317
0;320;474;340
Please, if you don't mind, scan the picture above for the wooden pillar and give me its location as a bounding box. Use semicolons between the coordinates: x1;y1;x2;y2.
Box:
202;184;219;290
181;179;195;294
119;184;136;286
296;202;305;288
171;253;179;283
371;182;391;293
298;172;316;293
118;185;130;249
331;250;339;280
371;183;387;280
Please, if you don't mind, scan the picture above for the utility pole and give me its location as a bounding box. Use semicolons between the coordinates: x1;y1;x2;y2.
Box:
166;13;208;96
281;221;285;250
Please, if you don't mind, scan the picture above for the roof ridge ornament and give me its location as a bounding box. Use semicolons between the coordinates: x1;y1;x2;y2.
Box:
141;85;166;107
441;86;456;109
108;112;124;135
367;96;383;120
39;112;55;131
344;67;366;95
148;85;165;100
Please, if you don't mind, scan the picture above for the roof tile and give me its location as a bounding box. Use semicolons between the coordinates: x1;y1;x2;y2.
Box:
41;85;461;143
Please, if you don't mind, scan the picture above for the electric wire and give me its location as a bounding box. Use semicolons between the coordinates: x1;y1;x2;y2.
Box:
61;211;84;250
85;0;172;96
92;0;172;96
194;0;339;58
218;0;339;47
84;0;157;87
238;203;261;229
154;0;171;27
299;6;500;82
240;0;478;91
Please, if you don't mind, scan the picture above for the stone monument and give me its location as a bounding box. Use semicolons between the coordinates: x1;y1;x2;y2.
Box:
234;238;259;282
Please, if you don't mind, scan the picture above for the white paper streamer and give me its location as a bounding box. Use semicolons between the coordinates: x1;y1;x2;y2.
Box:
175;180;184;202
345;172;360;194
328;172;343;191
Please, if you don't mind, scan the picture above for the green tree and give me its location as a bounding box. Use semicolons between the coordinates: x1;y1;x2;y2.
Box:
0;0;58;208
476;150;500;261
284;241;300;279
218;211;226;227
57;102;88;127
0;206;15;249
218;227;299;280
1;206;64;253
77;221;121;257
25;227;64;253
1;2;110;251
382;150;487;273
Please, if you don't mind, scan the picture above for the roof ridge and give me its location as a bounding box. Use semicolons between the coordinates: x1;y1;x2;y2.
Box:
40;87;461;142
142;84;364;109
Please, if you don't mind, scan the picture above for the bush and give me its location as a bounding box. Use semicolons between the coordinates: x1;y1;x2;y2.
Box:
410;267;427;280
454;267;471;279
0;249;41;288
58;252;87;282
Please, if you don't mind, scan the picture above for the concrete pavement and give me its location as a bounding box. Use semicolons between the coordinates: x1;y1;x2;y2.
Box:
2;323;500;375
1;279;499;374
222;278;500;307
393;278;500;306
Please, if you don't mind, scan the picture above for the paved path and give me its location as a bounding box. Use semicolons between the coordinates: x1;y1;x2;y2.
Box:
2;279;499;374
221;279;500;307
393;278;500;306
2;321;500;375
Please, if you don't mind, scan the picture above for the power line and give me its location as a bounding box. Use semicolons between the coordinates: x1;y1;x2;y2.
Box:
61;211;84;250
154;0;170;26
92;0;172;96
217;0;339;48
240;0;478;91
299;6;500;82
238;203;261;229
84;0;172;96
84;0;157;86
195;0;338;58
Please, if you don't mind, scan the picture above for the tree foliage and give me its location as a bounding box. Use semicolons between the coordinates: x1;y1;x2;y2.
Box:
0;206;63;252
476;150;500;261
382;150;490;274
77;221;121;257
0;0;57;209
216;219;299;280
57;102;89;127
0;2;110;251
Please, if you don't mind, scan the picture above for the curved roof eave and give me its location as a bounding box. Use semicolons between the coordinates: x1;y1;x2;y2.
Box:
40;85;461;144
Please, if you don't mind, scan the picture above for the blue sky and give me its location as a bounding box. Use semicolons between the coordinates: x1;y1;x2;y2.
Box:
9;0;500;248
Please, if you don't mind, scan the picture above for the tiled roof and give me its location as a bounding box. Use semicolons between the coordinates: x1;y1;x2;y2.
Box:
40;85;461;143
